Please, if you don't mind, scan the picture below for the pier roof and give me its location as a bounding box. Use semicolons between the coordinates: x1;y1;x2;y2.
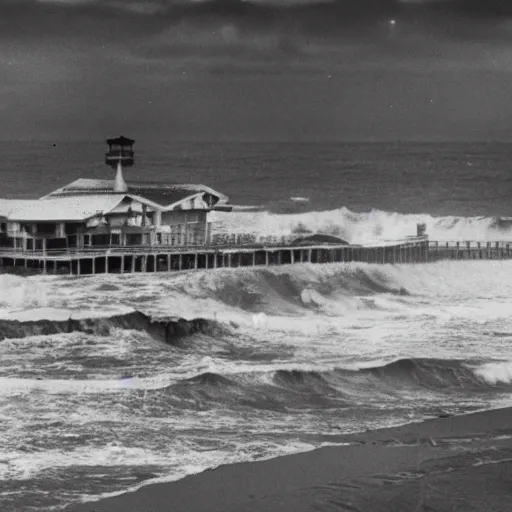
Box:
42;179;116;198
127;184;221;210
6;195;155;222
42;179;230;210
0;199;36;218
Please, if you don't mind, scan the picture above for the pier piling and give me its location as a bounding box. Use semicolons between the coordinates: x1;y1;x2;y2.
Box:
3;239;512;277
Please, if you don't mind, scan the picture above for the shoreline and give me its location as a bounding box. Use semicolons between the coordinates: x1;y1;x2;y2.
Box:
69;406;512;512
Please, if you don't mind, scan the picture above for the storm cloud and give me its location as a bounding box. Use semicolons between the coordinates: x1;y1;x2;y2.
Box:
0;0;511;141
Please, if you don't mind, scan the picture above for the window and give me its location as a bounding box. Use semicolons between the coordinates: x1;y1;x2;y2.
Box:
65;223;82;235
36;223;57;235
67;235;77;248
47;238;67;250
92;234;109;247
127;234;142;246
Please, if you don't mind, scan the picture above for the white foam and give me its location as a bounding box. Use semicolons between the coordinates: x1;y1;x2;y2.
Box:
0;275;49;310
0;307;138;322
210;206;512;244
474;361;512;385
0;372;177;395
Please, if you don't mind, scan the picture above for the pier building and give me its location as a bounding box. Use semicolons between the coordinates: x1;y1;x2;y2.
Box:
0;136;231;253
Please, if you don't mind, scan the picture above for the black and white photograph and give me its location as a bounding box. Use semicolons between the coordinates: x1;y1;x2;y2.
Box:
1;0;512;511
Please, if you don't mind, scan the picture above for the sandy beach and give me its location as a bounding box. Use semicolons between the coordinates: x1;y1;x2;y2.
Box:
69;406;512;512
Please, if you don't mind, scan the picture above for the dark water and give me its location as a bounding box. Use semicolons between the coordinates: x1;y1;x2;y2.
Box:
1;142;512;510
2;141;512;216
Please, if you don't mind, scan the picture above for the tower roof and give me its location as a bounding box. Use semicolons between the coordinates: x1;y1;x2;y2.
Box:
106;135;134;146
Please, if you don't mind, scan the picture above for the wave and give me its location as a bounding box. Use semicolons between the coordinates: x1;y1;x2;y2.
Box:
167;358;512;411
211;207;512;243
164;260;512;321
0;275;49;310
473;361;512;385
9;357;482;399
364;358;498;390
171;264;412;317
4;260;512;324
0;311;229;345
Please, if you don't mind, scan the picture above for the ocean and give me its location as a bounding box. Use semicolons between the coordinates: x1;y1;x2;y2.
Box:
1;141;512;511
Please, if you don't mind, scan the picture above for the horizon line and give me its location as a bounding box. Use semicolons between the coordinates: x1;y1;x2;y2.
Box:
0;138;510;145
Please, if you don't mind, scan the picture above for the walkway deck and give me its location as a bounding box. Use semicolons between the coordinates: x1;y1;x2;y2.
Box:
0;239;510;276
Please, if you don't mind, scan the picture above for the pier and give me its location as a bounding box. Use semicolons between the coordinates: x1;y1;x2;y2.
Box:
1;239;511;276
1;136;510;278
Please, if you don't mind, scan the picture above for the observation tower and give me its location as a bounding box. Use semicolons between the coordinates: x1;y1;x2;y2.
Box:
105;135;135;193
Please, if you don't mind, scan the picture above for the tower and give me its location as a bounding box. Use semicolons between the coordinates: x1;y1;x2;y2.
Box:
105;135;135;193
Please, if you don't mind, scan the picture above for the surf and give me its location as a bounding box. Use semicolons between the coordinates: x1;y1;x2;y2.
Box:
211;206;512;244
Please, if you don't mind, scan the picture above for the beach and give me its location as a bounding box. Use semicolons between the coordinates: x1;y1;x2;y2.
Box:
70;406;512;512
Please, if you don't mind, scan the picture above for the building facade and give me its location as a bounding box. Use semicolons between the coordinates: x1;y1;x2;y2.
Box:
0;136;232;253
0;137;231;254
0;184;229;253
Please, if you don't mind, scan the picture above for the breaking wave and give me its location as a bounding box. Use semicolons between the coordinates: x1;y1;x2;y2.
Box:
167;358;512;410
0;311;228;345
211;207;512;243
3;260;512;325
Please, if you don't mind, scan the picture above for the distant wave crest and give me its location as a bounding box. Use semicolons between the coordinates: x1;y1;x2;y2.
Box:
0;311;228;345
211;206;512;244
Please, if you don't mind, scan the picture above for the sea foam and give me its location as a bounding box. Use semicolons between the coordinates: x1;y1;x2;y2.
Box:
210;207;512;244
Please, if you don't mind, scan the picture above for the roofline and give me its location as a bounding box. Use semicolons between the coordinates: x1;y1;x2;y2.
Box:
107;135;135;145
125;194;162;210
161;191;215;212
8;195;129;223
41;180;229;205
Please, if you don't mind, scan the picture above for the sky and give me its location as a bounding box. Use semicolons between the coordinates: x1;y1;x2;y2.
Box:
1;0;512;142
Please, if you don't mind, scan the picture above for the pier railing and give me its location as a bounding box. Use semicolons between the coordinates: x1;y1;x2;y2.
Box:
1;237;512;261
0;236;430;258
2;238;512;258
2;238;512;275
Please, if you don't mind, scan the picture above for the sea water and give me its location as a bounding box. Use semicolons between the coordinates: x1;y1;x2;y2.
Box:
1;141;512;510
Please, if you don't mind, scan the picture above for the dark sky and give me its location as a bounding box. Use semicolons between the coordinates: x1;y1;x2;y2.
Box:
1;0;512;142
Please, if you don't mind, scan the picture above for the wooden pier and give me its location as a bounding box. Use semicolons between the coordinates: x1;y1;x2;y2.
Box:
0;239;511;276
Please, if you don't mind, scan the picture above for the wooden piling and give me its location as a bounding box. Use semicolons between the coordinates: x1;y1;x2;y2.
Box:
5;236;512;278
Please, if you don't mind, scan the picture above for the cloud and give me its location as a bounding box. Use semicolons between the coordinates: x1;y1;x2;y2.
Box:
2;0;510;88
1;0;511;142
2;0;512;42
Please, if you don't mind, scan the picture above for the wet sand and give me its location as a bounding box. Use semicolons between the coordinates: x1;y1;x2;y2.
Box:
69;407;512;512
